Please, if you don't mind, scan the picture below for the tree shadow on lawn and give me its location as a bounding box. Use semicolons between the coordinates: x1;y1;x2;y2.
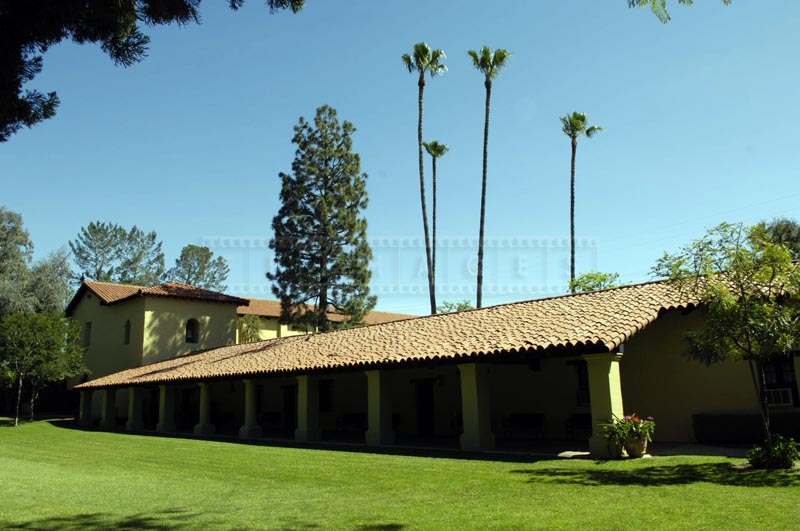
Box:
511;461;800;488
0;508;201;530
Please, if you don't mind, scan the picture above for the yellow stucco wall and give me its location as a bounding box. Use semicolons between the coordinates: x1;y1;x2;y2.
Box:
142;297;238;364
236;316;308;343
70;294;145;381
621;310;767;442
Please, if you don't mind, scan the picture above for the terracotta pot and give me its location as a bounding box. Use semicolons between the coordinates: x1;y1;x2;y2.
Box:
625;437;649;458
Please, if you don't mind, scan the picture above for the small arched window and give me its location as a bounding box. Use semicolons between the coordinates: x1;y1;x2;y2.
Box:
123;320;131;345
185;318;199;344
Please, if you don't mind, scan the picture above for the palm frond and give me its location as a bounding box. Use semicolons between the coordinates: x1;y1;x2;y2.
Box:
489;48;511;79
467;49;480;69
424;140;449;158
585;125;603;138
401;53;414;73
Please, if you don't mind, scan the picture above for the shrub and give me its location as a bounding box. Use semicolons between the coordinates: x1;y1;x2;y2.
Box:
746;436;800;470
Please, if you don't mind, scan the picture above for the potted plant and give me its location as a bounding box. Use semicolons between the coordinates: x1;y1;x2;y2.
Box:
600;414;656;458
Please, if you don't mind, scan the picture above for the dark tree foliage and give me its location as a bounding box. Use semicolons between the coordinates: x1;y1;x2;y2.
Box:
0;0;305;142
69;222;165;285
268;105;376;332
167;244;230;291
759;218;800;260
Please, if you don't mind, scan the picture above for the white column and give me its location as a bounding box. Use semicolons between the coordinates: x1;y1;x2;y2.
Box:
583;352;625;458
99;388;116;430
78;390;93;426
239;379;263;439
156;385;176;433
193;382;215;435
295;375;320;442
458;363;495;450
126;387;144;431
365;370;395;446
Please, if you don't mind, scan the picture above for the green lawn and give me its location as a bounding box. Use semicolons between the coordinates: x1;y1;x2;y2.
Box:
1;420;798;530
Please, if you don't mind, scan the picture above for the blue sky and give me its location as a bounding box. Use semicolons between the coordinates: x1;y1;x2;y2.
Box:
3;1;800;314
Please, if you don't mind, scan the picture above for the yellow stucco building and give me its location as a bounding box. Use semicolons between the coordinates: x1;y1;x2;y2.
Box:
72;280;800;456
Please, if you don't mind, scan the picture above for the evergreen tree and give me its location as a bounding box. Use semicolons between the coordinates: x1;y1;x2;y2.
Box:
0;207;33;315
69;222;126;282
69;222;164;285
167;244;229;291
1;0;305;142
268;105;376;332
117;226;165;285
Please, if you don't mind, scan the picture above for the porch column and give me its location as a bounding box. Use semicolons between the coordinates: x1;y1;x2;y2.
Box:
294;375;320;442
193;382;215;436
365;370;395;446
78;390;93;426
239;379;263;439
458;363;495;450
794;354;800;401
583;352;625;458
99;388;116;430
156;385;176;433
126;387;145;431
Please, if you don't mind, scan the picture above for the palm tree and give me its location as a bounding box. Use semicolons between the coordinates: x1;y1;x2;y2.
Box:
560;112;602;293
423;140;449;285
467;46;510;308
402;43;447;315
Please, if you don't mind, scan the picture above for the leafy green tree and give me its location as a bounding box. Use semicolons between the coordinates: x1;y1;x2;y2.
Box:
423;140;449;292
28;249;73;313
69;222;126;282
0;0;304;142
437;300;474;313
569;271;620;294
403;43;447;315
116;226;165;285
0;312;85;426
758;218;800;260
167;244;229;291
238;315;262;343
268;105;377;332
560;112;602;293
0;207;33;315
70;222;164;285
653;222;800;446
628;0;731;23
468;46;510;308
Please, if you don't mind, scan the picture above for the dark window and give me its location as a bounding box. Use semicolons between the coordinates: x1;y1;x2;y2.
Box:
763;357;798;407
123;320;131;345
185;319;199;344
575;361;590;406
82;322;92;347
319;379;334;413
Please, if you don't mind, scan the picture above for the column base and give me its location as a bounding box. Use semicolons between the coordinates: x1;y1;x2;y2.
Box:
194;423;216;436
365;429;395;446
294;428;320;442
99;419;116;430
589;435;620;458
156;422;176;433
126;419;144;431
238;425;263;439
459;432;495;451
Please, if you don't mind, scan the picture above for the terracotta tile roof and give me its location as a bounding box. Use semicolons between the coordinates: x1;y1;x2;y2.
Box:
77;280;697;390
66;280;249;315
237;298;415;325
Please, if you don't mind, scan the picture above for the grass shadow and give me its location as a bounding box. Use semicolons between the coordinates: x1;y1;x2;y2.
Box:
510;461;800;488
0;508;200;530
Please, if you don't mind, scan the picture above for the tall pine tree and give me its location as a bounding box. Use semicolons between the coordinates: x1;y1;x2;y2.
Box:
268;105;376;332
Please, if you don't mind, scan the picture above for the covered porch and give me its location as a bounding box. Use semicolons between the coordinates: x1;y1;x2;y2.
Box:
79;350;625;457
